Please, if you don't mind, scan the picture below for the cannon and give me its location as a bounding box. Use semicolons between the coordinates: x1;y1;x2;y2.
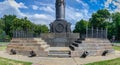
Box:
81;51;89;58
29;51;36;57
102;50;108;56
10;49;16;55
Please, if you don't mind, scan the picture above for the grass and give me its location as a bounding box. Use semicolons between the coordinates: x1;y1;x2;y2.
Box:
0;46;6;51
113;46;120;51
0;42;9;45
86;58;120;65
0;57;32;65
0;42;32;65
0;42;9;51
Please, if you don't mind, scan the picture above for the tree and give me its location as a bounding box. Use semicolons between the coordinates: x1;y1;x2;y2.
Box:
21;17;34;31
73;19;88;34
112;12;120;40
40;25;49;33
89;9;110;28
0;19;10;40
107;22;115;39
10;17;35;33
0;19;5;30
34;24;49;33
10;18;23;31
1;15;16;37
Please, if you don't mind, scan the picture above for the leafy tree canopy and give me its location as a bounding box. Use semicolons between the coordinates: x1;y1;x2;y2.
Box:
89;9;110;28
73;19;88;34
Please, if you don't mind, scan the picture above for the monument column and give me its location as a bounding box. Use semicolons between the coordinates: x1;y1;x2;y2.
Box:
56;0;65;20
50;0;71;33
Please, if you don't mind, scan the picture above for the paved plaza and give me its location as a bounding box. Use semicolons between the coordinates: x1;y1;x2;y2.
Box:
0;50;119;65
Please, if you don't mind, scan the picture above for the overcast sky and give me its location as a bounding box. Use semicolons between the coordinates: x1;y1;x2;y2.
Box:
0;0;120;29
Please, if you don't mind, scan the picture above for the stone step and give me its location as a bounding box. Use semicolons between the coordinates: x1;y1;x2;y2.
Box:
12;38;45;41
48;54;70;57
37;42;47;45
72;42;79;47
33;38;43;40
41;45;50;49
77;38;85;41
75;40;82;43
49;51;70;54
11;40;45;43
69;44;77;51
7;43;23;46
23;44;41;46
83;38;110;43
78;43;111;47
48;47;71;57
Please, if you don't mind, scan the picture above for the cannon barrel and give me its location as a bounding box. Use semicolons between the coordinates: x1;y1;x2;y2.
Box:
102;50;108;56
10;49;16;55
81;51;89;58
29;51;36;57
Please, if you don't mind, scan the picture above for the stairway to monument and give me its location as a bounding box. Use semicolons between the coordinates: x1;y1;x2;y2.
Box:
69;38;83;51
69;38;114;57
7;38;50;56
48;47;71;57
9;38;50;50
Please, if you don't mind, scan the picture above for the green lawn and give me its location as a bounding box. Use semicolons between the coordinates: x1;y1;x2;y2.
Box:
0;42;9;45
0;42;32;65
86;58;120;65
0;42;9;51
113;46;120;51
0;57;32;65
0;46;6;51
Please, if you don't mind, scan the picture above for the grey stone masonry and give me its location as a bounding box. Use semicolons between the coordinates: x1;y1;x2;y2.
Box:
7;38;50;57
50;20;71;33
40;33;79;47
70;38;114;57
50;0;71;33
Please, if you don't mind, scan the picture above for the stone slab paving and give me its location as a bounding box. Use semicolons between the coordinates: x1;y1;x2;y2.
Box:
0;51;119;65
74;51;120;64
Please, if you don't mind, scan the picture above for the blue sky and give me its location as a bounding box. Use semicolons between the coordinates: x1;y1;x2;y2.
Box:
0;0;120;29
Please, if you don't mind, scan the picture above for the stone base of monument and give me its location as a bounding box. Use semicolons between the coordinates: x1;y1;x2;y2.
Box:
6;33;79;57
40;33;79;47
70;38;114;57
6;35;114;58
7;38;50;57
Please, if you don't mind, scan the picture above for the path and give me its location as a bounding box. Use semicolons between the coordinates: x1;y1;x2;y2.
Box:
0;51;119;65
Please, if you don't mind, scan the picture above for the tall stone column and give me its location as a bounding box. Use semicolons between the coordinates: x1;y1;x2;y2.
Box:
56;0;65;20
50;0;71;33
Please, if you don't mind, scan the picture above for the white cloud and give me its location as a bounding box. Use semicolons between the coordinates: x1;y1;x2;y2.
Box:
76;0;88;7
32;5;39;10
105;0;112;8
28;14;54;25
104;0;120;12
8;0;28;9
39;6;54;13
66;6;90;23
0;0;53;25
0;0;91;30
0;0;26;17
